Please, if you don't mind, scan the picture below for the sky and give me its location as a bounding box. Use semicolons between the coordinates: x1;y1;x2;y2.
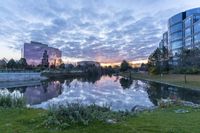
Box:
0;0;200;64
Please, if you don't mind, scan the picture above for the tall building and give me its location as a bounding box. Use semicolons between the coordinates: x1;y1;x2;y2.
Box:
158;8;200;65
159;32;169;50
23;41;62;66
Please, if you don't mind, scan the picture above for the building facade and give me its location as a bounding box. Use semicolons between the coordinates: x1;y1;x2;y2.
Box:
23;41;62;66
158;8;200;65
159;32;169;50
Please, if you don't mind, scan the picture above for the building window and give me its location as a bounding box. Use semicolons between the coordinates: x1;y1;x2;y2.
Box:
171;40;183;49
185;37;192;46
170;32;182;42
184;28;192;38
194;33;200;44
194;22;200;34
172;49;180;56
194;15;200;23
184;17;192;28
186;8;200;17
169;13;183;25
170;23;183;33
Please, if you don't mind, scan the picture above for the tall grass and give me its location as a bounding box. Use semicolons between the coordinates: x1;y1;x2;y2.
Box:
0;89;25;108
42;103;131;129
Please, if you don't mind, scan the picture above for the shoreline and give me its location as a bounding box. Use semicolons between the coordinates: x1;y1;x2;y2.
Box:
121;72;200;90
0;72;48;88
0;80;43;89
0;72;46;82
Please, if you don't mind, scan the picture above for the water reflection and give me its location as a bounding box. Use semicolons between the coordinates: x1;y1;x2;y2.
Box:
24;81;62;105
119;78;133;89
33;76;153;111
6;81;63;105
147;82;200;105
2;75;200;111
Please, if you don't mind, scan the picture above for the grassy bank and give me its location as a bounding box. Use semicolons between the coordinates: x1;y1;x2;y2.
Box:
0;106;200;133
122;72;200;90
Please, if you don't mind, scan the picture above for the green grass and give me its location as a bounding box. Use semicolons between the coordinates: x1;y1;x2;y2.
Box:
0;92;25;108
0;106;200;133
122;72;200;90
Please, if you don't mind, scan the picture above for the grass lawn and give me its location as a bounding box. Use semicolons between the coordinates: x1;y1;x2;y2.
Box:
122;72;200;90
0;107;200;133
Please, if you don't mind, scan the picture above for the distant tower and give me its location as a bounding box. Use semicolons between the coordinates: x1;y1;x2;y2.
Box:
42;50;49;68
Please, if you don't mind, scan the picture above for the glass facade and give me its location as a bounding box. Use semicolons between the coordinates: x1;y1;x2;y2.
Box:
184;17;192;28
171;41;183;49
193;15;200;23
194;22;200;34
169;13;184;54
194;33;200;44
170;23;182;33
185;37;192;46
157;8;200;65
186;8;200;17
169;13;183;26
185;28;192;38
23;41;62;66
163;32;168;47
170;32;182;42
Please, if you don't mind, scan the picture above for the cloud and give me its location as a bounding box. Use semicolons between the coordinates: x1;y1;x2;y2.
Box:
0;0;200;62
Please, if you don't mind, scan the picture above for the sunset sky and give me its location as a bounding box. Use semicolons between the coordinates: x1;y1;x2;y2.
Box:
0;0;200;64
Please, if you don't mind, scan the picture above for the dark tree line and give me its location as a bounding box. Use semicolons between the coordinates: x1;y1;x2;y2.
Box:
178;48;200;68
0;58;28;70
148;46;200;75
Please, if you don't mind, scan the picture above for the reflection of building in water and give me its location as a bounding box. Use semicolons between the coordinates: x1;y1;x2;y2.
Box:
23;81;62;105
147;82;200;105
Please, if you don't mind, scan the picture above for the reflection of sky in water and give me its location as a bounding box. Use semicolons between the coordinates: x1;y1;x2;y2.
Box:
33;76;154;111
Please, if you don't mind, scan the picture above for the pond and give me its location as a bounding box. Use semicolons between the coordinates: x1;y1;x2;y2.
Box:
1;75;200;111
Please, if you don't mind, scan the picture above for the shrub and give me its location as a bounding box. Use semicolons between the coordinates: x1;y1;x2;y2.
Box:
158;98;182;108
149;67;159;75
0;89;25;108
42;103;129;129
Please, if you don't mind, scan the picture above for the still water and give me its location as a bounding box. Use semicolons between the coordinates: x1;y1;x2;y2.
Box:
2;75;200;111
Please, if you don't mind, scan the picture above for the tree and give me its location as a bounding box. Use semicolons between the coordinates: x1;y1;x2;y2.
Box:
7;59;17;69
120;60;131;72
148;48;161;66
178;48;200;67
0;59;7;69
59;63;65;69
148;48;162;74
41;50;49;68
68;64;74;69
177;48;200;83
18;58;28;69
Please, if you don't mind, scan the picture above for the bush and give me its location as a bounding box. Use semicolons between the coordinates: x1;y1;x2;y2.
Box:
0;89;25;108
149;67;159;75
42;103;130;129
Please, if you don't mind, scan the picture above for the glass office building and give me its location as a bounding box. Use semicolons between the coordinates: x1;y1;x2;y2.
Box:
23;41;62;66
159;32;168;49
160;8;200;65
